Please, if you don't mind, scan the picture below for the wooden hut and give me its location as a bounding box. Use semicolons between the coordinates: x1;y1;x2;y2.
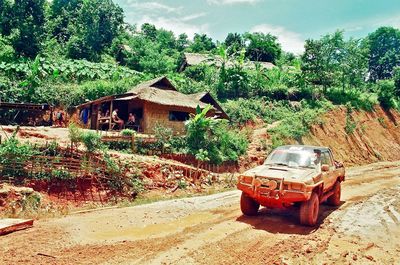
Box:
76;76;228;134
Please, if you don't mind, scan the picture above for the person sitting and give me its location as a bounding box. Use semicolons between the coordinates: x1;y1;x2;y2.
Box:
111;108;124;130
126;113;135;125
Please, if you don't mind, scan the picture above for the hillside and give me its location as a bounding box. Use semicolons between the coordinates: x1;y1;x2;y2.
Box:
305;106;400;166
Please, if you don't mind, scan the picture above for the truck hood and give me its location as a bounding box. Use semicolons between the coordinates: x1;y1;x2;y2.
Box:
242;164;318;182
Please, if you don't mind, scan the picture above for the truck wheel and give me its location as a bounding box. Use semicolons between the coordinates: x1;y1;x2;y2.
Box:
327;181;341;206
300;193;319;226
240;192;260;216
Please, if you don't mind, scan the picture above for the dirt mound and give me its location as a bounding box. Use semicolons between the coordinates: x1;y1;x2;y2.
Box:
304;106;400;166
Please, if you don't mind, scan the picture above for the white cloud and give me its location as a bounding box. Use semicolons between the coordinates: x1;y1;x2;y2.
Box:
250;24;304;54
207;0;261;5
135;15;209;39
126;1;181;13
181;12;208;22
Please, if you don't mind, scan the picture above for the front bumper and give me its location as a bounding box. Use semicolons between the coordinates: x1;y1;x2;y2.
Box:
237;177;312;208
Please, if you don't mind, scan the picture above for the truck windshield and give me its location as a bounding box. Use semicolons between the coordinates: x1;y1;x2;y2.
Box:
264;149;318;169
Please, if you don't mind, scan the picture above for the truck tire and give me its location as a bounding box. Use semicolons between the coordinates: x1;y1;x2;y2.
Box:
300;193;319;226
240;192;260;216
327;181;341;206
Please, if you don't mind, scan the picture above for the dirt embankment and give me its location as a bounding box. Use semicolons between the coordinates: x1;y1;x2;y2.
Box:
304;106;400;166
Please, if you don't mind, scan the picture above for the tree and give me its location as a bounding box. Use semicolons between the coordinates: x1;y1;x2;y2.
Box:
8;0;46;58
244;32;282;63
366;27;400;81
47;0;83;43
176;33;189;51
224;33;244;55
189;33;216;53
141;23;157;40
66;0;124;61
0;0;13;35
301;31;345;91
340;38;368;89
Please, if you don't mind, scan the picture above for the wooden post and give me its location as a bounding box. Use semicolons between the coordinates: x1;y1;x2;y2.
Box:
131;134;135;153
109;100;113;131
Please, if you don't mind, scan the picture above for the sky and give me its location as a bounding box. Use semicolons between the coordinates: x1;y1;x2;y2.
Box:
114;0;400;54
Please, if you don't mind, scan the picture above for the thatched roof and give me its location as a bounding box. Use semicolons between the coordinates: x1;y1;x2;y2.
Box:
183;53;214;66
128;76;209;109
180;52;276;72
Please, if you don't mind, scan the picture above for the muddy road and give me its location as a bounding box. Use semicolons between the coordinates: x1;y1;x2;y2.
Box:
1;161;400;265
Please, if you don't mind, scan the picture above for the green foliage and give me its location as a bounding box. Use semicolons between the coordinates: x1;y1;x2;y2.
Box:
325;87;378;111
345;105;357;134
244;32;282;63
188;33;216;53
366;27;400;81
68;123;83;147
185;105;248;164
268;105;326;145
8;0;46;58
0;35;15;62
66;0;124;61
121;129;135;137
376;80;398;109
0;134;38;178
80;131;103;153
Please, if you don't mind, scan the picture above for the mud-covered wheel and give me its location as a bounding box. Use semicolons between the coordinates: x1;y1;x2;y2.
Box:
240;192;260;216
327;181;341;206
300;192;319;226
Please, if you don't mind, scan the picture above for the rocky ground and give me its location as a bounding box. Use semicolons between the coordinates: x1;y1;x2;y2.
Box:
1;161;399;265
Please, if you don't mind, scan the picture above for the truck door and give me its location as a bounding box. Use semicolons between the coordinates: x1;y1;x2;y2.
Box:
321;151;336;191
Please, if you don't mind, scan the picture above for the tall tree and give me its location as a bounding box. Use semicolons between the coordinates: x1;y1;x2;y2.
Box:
47;0;83;43
301;31;345;91
9;0;46;58
340;38;368;89
0;0;13;35
224;33;244;55
244;32;282;63
141;23;157;41
66;0;124;61
176;33;189;51
189;33;216;53
366;26;400;81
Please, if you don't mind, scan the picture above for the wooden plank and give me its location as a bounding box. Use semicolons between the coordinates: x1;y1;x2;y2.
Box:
0;218;34;235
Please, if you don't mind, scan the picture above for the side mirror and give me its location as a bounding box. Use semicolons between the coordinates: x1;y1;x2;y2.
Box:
321;164;330;172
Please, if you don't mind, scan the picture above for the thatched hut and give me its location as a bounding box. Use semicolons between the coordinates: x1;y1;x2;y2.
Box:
178;52;276;72
76;76;228;134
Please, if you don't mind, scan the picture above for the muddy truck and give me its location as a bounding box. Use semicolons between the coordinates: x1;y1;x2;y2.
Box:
237;145;345;226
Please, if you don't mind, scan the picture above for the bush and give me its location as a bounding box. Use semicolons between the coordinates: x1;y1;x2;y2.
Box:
185;106;249;164
80;131;103;153
121;129;135;136
0;135;38;179
68;123;83;148
268;106;325;145
376;80;398;110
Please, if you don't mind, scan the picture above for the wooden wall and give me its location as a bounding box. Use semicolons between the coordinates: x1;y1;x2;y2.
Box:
142;102;193;134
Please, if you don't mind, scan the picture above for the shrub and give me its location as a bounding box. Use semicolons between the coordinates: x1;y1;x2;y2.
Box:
121;129;135;136
80;131;103;153
185;105;249;164
376;80;397;110
268;106;325;145
0;135;38;179
345;105;357;134
68;123;83;148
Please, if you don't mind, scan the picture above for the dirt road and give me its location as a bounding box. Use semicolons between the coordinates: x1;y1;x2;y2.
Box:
1;161;400;265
